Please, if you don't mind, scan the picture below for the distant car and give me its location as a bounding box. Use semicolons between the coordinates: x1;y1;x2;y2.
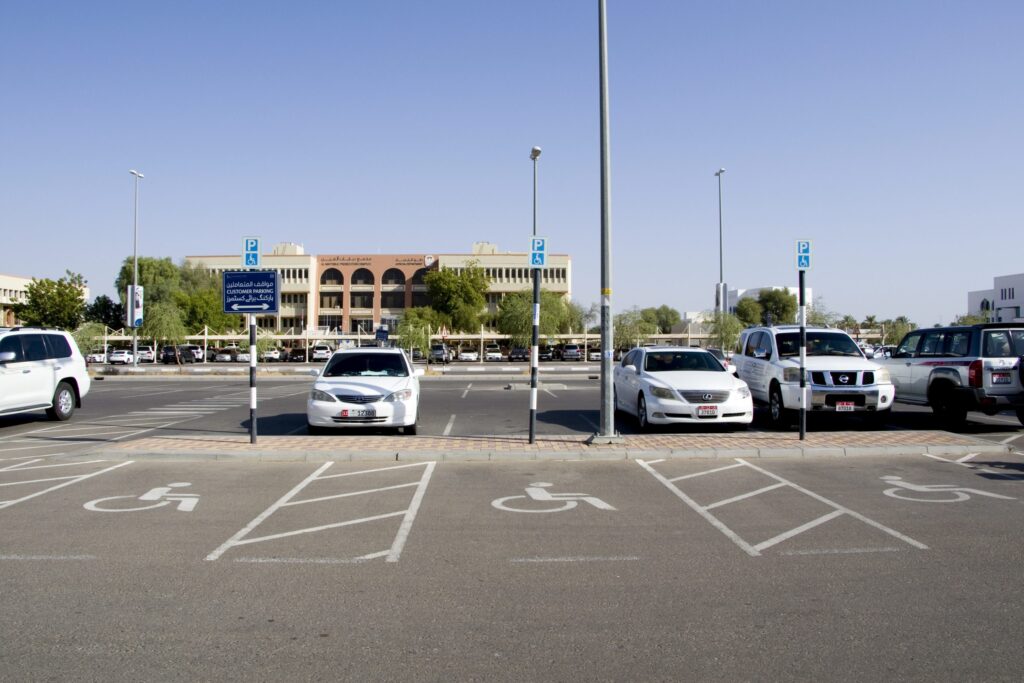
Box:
562;344;583;361
614;346;753;430
236;350;251;363
428;344;451;364
538;347;554;362
311;344;333;362
137;346;155;363
108;349;134;365
160;345;194;364
86;348;109;364
182;344;203;361
458;349;479;362
508;347;529;362
588;348;602;362
215;348;238;363
484;344;502;361
307;348;424;435
706;347;731;370
289;347;309;362
261;348;283;362
411;348;424;362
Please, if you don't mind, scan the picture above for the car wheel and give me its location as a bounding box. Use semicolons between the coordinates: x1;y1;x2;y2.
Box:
47;382;76;421
930;385;967;426
1016;408;1024;427
637;393;650;431
404;422;418;435
768;383;791;429
307;424;326;435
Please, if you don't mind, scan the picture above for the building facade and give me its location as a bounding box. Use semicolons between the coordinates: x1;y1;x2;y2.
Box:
968;272;1024;322
0;274;31;326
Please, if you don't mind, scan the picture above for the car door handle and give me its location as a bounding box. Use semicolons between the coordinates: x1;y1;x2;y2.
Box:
22;369;31;374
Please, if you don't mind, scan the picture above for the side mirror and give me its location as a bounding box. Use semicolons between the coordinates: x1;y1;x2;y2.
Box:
0;351;15;364
413;368;425;377
623;364;638;375
309;368;320;377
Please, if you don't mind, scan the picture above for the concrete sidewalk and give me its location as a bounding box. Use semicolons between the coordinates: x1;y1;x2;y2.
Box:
99;429;1011;462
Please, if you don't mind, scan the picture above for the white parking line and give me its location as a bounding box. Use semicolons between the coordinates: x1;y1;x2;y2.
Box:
461;384;473;399
443;414;456;436
0;461;132;510
510;556;641;563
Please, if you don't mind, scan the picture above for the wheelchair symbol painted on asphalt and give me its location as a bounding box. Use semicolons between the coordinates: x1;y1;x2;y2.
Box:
84;482;200;512
491;482;616;513
880;475;1015;503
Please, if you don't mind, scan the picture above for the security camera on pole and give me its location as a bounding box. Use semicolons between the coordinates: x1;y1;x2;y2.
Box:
796;239;812;440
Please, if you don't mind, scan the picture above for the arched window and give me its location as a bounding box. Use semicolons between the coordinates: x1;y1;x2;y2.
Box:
411;268;430;285
351;268;375;286
980;299;991;311
320;268;343;286
382;268;406;285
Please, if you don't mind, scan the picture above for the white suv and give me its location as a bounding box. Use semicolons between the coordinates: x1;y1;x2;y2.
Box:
733;325;895;428
311;344;333;362
0;327;91;421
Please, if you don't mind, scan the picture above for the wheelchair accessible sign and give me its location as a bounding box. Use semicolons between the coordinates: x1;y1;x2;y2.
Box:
796;239;812;270
530;237;547;269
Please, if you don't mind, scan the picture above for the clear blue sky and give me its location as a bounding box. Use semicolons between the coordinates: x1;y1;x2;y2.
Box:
2;1;1022;326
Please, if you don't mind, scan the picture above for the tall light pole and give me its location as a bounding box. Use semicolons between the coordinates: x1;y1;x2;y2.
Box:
714;167;725;352
528;146;542;444
597;0;616;440
129;169;144;366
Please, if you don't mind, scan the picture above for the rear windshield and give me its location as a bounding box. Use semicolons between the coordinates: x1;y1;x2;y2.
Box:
983;330;1024;358
776;332;862;358
644;351;724;372
323;353;409;377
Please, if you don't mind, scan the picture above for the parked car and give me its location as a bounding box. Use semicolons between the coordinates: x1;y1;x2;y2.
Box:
588;347;602;362
562;344;583;361
311;344;333;362
289;347;309;362
182;344;203;361
137;346;155;363
411;348;424;362
458;348;479;362
614;346;752;430
215;348;239;363
306;348;424;434
160;345;194;364
508;347;529;362
236;349;251;363
732;325;895;428
484;344;502;361
706;347;731;370
0;326;90;421
108;349;134;365
86;347;110;364
261;347;284;362
428;344;451;364
538;346;554;362
875;323;1024;426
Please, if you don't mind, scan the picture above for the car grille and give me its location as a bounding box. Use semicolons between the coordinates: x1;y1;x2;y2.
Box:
810;371;868;386
335;394;382;404
679;390;730;404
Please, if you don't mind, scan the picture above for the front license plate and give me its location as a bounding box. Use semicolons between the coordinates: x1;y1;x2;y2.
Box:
993;373;1011;385
696;405;718;417
340;408;375;418
835;402;855;412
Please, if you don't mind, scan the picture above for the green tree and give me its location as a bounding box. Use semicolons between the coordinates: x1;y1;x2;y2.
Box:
14;271;87;330
114;257;182;308
861;314;878;329
641;305;681;334
139;301;187;344
496;290;572;347
424;262;489;332
172;264;241;332
396;307;446;357
757;289;797;325
613;307;658;349
882;316;916;345
806;296;839;327
837;314;859;333
954;313;988;325
734;298;762;327
72;321;106;356
84;294;125;329
707;311;744;352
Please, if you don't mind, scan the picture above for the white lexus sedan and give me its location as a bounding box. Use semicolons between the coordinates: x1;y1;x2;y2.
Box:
614;346;753;430
307;348;423;435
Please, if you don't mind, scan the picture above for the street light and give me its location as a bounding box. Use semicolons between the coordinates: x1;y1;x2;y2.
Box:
528;146;541;444
714;167;725;352
129;169;144;366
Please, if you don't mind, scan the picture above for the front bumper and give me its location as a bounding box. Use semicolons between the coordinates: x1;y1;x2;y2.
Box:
646;394;754;425
780;383;895;412
306;397;417;428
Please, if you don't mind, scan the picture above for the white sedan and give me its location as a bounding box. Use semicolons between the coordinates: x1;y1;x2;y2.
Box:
108;349;134;365
458;349;479;362
613;346;753;430
307;348;423;434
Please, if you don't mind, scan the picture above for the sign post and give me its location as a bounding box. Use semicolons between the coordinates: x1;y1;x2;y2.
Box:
796;239;812;440
529;235;547;444
223;268;278;445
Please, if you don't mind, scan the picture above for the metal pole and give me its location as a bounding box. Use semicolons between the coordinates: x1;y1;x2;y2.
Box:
715;168;725;352
597;0;615;438
249;313;257;444
129;170;143;366
799;269;807;440
529;147;541;444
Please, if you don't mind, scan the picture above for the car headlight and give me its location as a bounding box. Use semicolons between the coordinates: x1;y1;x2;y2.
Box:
782;367;803;383
649;386;675;400
310;389;336;402
874;368;891;384
385;388;414;402
734;385;751;399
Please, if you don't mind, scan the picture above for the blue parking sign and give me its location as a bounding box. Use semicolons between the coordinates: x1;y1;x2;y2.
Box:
530;236;548;269
243;236;261;268
795;239;812;270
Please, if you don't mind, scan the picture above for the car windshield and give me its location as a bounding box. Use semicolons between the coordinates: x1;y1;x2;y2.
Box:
983;330;1024;358
776;332;862;357
323;353;409;377
644;351;724;372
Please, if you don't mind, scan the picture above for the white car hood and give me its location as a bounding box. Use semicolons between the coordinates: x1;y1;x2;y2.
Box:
776;356;879;371
646;370;742;391
315;375;414;398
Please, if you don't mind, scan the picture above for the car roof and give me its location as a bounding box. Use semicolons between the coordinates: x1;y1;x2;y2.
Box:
631;346;710;353
332;347;404;354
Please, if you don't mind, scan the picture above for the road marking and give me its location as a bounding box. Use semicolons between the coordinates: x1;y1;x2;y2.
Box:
461;384;473;399
234;553;389;565
922;452;1000;474
0;554;97;561
780;547;902;556
510;556;641;563
386;462;436;562
284;481;420;506
543;387;558;398
0;459;108;472
755;510;845;551
956;453;977;463
668;463;744;482
0;461;133;510
443;414;456;436
704;483;787;510
1001;434;1022;444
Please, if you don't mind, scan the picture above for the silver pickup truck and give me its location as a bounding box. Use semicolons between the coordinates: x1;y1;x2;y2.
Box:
875;323;1024;426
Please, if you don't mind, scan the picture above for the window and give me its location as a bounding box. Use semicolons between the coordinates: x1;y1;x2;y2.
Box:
351;268;375;286
381;291;405;309
21;334;47;361
0;335;25;362
324;352;408;378
382;268;405;286
944;331;971;357
645;351;723;372
350;292;374;309
895;332;922;358
320;268;343;286
983;330;1024;357
320;293;342;309
918;331;945;356
44;334;72;359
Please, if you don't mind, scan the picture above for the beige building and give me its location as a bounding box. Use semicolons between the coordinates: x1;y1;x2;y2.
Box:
1;273;32;326
185;242;572;335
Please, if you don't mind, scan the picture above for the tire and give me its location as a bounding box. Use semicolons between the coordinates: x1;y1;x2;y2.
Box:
1016;408;1024;427
47;382;76;421
637;394;650;431
404;422;418;436
930;385;967;427
307;424;325;435
768;383;791;429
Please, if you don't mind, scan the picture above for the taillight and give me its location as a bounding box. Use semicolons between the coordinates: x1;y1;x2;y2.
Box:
968;359;983;388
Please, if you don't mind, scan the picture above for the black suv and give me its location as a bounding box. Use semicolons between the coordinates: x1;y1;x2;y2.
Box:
508;347;529;362
160;345;195;364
